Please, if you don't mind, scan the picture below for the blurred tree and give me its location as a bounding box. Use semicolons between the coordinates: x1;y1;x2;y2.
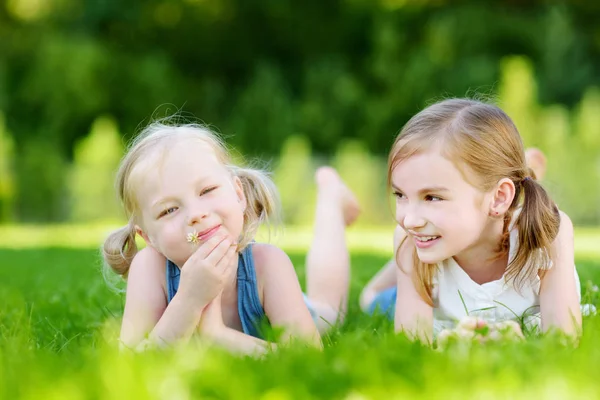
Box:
273;135;314;225
569;88;600;224
0;112;15;222
1;0;600;222
498;56;540;147
15;139;67;222
68;116;123;222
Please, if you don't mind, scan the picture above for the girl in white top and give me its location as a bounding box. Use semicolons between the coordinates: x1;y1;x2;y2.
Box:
386;98;582;343
430;207;582;336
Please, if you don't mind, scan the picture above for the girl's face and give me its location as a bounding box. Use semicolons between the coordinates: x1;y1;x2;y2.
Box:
135;141;246;267
391;148;494;264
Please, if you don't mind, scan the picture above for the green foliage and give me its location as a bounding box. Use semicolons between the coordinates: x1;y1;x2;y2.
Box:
229;63;294;156
0;113;15;222
15;139;68;222
273;135;315;225
2;2;600;223
498;56;539;146
68;116;123;222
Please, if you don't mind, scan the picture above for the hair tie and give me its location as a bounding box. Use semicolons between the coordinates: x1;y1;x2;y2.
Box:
522;176;532;183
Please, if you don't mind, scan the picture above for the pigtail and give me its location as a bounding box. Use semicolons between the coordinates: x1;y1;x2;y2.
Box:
229;166;282;249
102;219;138;278
507;177;560;287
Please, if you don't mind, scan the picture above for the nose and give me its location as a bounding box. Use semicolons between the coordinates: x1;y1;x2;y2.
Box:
186;200;209;226
397;203;426;231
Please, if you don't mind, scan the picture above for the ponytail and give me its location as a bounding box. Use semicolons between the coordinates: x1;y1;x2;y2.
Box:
102;219;139;278
229;165;281;249
507;176;560;287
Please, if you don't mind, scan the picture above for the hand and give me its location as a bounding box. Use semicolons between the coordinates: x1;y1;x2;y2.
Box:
437;317;524;348
177;234;237;309
199;292;226;337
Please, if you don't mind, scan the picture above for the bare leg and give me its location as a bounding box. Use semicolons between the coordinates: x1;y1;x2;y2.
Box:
306;167;360;333
525;147;547;181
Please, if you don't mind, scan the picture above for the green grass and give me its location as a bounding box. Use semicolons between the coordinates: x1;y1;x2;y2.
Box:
1;232;600;399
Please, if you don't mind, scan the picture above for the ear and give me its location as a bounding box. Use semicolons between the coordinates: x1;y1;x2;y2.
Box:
134;224;154;248
489;178;516;217
232;176;247;212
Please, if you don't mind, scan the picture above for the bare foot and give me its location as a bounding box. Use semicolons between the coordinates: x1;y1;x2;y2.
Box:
525;147;547;181
315;166;361;226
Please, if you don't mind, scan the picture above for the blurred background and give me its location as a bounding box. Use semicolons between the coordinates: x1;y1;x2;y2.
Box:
1;0;600;229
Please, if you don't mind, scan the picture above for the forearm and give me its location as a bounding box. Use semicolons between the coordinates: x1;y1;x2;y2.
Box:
541;292;582;336
209;326;273;356
540;210;582;336
148;293;207;346
394;254;433;344
279;327;322;349
395;313;433;344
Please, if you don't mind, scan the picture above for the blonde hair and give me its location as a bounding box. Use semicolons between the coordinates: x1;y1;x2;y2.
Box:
388;98;560;305
102;121;281;278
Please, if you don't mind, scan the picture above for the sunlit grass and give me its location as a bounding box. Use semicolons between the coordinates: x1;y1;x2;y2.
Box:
0;226;599;399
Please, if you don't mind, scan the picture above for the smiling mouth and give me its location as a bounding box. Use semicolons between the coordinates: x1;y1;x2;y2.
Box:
197;225;221;240
186;225;221;244
413;235;440;242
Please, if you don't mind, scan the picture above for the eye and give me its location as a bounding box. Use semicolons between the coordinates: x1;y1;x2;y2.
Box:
393;191;406;200
158;207;178;218
200;185;218;196
425;195;442;202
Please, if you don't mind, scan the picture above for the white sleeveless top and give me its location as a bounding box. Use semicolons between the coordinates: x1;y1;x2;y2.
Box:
431;219;582;335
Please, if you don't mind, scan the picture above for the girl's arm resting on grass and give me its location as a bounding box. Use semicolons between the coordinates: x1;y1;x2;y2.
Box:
119;247;208;350
206;325;273;356
394;229;433;344
539;211;582;336
256;244;322;348
199;292;276;356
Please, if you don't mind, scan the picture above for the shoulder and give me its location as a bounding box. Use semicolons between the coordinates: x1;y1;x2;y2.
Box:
250;243;297;304
251;242;294;275
552;209;574;258
128;246;168;289
557;210;574;236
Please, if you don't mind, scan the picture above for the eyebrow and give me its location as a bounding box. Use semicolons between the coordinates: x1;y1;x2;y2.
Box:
392;185;450;195
150;175;216;209
151;196;177;210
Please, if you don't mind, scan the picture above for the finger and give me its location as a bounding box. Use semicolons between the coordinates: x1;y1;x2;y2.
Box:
190;234;228;260
204;238;233;265
215;245;237;272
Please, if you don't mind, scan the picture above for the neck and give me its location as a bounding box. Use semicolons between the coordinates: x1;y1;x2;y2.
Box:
453;217;508;285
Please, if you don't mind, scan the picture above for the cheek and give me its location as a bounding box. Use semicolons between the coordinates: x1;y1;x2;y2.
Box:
394;202;405;224
216;197;245;232
152;220;183;247
158;223;191;264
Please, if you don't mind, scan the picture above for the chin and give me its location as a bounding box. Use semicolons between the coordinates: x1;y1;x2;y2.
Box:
415;250;445;265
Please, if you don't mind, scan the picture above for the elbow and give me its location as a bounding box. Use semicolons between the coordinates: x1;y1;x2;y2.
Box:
359;288;376;312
